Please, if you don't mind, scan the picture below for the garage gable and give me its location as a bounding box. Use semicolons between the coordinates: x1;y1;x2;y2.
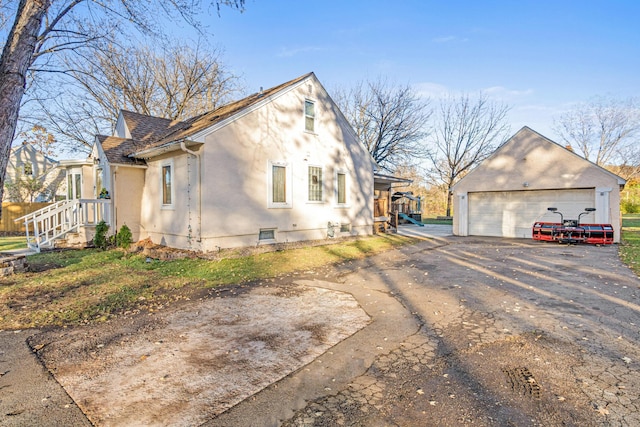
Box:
453;127;625;194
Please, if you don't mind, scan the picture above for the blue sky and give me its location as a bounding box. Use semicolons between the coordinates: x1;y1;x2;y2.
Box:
196;0;639;140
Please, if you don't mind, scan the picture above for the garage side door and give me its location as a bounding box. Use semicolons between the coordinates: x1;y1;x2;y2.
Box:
468;189;594;238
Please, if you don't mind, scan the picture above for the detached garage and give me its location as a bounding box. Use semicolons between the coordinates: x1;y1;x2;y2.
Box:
452;127;626;242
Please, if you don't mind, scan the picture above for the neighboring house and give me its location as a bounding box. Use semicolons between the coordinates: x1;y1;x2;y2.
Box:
4;144;65;202
452;127;626;242
23;72;375;252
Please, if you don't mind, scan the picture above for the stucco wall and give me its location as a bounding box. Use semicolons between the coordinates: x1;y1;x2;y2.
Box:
453;129;622;194
139;152;199;249
113;166;145;242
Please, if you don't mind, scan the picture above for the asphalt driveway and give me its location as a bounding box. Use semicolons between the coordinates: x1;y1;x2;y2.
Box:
212;226;640;426
2;225;640;426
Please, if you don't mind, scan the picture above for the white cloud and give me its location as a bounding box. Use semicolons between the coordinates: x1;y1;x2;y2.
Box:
483;86;534;98
277;45;326;58
413;82;451;99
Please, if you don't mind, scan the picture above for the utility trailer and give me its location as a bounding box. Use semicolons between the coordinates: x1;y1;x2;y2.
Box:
532;207;614;245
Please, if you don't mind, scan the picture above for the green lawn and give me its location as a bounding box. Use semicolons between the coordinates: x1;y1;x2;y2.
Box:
620;214;640;276
0;234;416;330
422;217;453;225
0;236;28;252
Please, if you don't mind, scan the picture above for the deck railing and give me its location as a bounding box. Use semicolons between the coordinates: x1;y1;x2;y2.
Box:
14;199;112;252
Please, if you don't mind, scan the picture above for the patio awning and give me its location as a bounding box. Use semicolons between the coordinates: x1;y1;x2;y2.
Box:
374;173;411;191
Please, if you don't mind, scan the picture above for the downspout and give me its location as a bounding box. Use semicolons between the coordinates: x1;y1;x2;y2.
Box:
180;141;202;244
112;165;118;230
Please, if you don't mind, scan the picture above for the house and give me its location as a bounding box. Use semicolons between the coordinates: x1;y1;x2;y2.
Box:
4;144;65;202
451;127;626;242
21;73;376;251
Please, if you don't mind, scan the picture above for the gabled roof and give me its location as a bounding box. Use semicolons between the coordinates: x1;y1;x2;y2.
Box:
95;73;315;163
452;126;626;193
120;111;179;143
96;135;147;165
10;143;58;164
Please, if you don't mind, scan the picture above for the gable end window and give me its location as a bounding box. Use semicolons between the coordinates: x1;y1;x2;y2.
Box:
23;163;33;176
161;162;174;207
308;166;323;202
304;99;315;132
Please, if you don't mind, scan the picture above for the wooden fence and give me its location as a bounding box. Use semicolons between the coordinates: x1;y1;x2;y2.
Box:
0;202;51;233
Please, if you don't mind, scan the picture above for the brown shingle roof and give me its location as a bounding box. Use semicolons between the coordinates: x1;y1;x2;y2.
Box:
120;110;185;143
125;73;314;157
97;135;146;165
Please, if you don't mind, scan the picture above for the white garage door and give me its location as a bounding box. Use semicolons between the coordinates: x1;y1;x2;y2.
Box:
468;189;595;238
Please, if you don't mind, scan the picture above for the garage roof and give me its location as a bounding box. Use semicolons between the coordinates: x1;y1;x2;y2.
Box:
452;127;626;193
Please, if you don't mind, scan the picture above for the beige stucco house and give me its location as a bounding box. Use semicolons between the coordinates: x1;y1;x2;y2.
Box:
452;127;626;242
68;72;374;252
4;144;65;202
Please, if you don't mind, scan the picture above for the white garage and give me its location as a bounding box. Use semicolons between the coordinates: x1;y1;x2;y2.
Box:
452;127;626;242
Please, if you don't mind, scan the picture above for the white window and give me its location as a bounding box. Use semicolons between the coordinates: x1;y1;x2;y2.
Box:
304;99;315;132
161;160;174;208
259;229;276;241
95;168;103;198
308;165;323;202
268;160;292;208
335;171;348;206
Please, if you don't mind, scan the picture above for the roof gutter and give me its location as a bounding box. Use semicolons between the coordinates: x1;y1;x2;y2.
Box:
129;140;182;159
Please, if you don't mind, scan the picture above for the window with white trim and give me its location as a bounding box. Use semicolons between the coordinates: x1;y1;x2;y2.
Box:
304;99;315;132
161;161;174;207
259;229;276;241
308;165;323;202
336;171;348;206
268;160;292;208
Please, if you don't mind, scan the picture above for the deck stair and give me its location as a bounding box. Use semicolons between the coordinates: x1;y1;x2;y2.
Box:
398;212;425;226
15;199;111;252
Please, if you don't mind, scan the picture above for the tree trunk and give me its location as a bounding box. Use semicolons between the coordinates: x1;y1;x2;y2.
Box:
0;0;48;219
445;189;452;218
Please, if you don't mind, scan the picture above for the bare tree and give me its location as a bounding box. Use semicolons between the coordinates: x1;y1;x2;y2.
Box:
426;93;510;217
554;96;640;167
0;0;245;217
608;144;640;181
32;40;241;152
334;78;431;172
17;124;56;156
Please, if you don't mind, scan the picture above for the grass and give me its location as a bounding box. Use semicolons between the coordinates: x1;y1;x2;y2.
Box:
0;236;28;252
422;216;453;225
0;234;415;330
620;214;640;276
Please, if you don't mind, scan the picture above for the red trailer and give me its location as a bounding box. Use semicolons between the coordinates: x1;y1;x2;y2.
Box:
532;208;614;245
